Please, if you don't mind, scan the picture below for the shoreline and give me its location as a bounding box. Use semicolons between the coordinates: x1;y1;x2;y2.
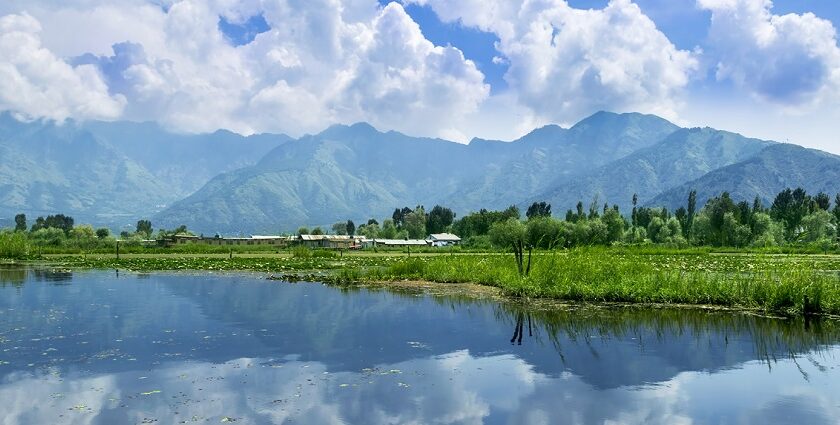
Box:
5;261;827;320
6;250;840;318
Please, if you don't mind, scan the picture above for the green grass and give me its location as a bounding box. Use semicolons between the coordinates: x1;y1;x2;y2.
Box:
20;247;840;317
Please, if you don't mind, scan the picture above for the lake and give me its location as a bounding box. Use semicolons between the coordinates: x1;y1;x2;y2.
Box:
1;267;840;424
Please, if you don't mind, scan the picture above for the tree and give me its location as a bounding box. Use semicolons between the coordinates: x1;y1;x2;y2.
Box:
752;196;764;214
588;196;600;220
453;207;519;238
489;219;531;276
675;207;688;238
392;207;413;229
331;222;348;235
750;213;781;248
800;210;835;243
706;192;738;245
31;216;45;232
14;214;26;232
526;217;563;249
367;218;379;226
136;219;153;237
30;228;66;246
588;219;608;245
834;193;840;228
771;188;811;241
526;201;551;220
404;206;427;239
346;220;356;237
71;225;97;241
297;227;310;236
686;190;697;239
311;227;324;235
358;222;380;238
814;192;831;211
602;208;625;244
631;193;639;227
647;217;666;243
96;228;110;239
427;205;455;234
381;220;397;239
721;213;751;247
30;214;74;234
0;230;29;259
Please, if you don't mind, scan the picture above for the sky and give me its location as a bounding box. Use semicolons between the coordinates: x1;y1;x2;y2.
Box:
0;0;838;154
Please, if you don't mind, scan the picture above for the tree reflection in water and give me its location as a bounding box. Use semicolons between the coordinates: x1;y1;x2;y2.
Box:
497;302;840;376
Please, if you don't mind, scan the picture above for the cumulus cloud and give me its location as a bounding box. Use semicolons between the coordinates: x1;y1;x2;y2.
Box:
698;0;840;107
0;0;489;138
406;0;698;123
0;13;125;122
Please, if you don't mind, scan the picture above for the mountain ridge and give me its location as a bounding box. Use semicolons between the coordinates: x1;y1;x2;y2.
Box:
2;111;838;233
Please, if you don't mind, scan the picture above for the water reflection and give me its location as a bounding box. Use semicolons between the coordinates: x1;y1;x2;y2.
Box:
0;270;839;424
0;265;73;286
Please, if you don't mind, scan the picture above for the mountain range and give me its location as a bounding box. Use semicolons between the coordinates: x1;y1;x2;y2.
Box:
1;111;838;233
0;113;287;230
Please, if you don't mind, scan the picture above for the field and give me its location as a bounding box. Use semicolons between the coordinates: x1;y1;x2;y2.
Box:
18;247;840;317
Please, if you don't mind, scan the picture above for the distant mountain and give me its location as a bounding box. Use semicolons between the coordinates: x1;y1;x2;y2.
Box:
155;113;681;233
83;121;290;196
5;110;837;234
154;123;479;233
648;144;840;209
445;112;679;211
0;115;287;227
534;127;773;213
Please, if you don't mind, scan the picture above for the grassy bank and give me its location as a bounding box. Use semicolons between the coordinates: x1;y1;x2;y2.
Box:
17;248;840;317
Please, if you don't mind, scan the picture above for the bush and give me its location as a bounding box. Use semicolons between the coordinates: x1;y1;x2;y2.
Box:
292;246;312;258
0;231;29;259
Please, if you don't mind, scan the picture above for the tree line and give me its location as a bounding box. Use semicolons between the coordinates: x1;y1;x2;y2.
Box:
294;187;840;251
482;188;840;251
319;205;457;240
1;214;193;251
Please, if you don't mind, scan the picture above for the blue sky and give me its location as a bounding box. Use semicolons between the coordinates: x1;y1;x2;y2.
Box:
0;0;838;154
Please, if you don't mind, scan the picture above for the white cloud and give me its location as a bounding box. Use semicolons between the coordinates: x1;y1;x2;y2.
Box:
406;0;698;124
0;0;489;138
0;13;125;122
698;0;840;108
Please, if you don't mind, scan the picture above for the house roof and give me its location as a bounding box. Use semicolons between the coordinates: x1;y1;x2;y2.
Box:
428;233;461;241
299;234;353;241
374;239;429;246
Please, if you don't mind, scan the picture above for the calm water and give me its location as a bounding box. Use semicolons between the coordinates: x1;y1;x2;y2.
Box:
1;267;840;424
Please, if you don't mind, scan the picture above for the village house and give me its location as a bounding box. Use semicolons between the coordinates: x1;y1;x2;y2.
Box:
163;234;291;247
297;234;354;249
427;233;462;246
372;238;430;248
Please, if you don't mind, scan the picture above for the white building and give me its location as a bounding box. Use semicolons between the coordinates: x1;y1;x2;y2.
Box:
427;233;462;246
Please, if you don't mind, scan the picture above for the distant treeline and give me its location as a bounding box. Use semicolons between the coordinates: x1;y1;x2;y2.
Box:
2;187;839;259
336;187;839;250
0;214;196;258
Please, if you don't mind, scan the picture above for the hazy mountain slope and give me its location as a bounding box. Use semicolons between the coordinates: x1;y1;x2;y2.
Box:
648;144;840;209
0;119;172;224
534;128;774;213
446;112;680;211
83;120;290;195
0;115;288;227
155;123;485;233
155;113;681;232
